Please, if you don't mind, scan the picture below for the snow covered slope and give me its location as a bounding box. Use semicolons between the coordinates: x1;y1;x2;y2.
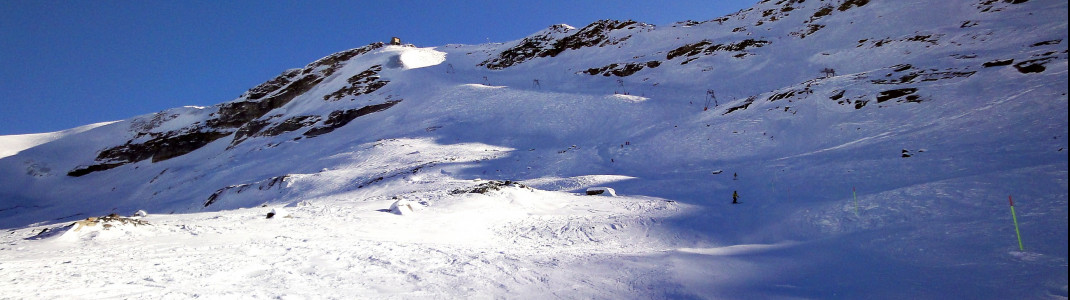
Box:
2;0;1067;298
0;121;114;159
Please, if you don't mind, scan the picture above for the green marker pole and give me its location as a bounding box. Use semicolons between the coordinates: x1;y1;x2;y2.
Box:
853;187;859;216
1009;196;1024;251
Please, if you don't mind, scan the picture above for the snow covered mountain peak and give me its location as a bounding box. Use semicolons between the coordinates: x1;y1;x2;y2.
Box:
1;0;1066;298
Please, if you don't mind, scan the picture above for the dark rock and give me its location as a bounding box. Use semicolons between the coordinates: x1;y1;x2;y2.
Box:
838;0;869;11
829;89;846;101
68;163;125;177
244;69;301;100
323;65;389;101
204;175;291;207
768;88;812;102
1030;39;1061;47
230;115;322;147
261;115;322;137
877;88;918;103
811;4;834;19
480;25;571;70
667;40;712;60
304;100;402;137
538;20;639;58
982;59;1014;67
481;20;643;69
303;43;385;78
68;44;388;177
723;96;757;115
666;39;770;61
1014;58;1053;73
450;180;529;195
583;61;661;77
854;100;869;109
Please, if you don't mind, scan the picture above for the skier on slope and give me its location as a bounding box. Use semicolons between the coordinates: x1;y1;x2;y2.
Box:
732;190;740;204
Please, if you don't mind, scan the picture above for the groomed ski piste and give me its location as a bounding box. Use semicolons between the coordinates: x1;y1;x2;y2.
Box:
1;0;1067;298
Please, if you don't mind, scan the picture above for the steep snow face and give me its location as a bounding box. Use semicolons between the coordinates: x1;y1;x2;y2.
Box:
0;121;116;159
1;0;1067;298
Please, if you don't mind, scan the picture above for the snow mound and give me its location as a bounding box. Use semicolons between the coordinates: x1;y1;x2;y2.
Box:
607;94;648;103
677;242;799;256
391;47;446;69
28;215;152;242
523;175;636;192
390;199;417;215
266;207;291;219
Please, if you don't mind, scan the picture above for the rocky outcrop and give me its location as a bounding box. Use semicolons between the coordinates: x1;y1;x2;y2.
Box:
323;65;389;101
69;43;386;177
666;39;770;63
450;180;530;195
303;100;402;137
876;88;920;103
479;25;572;70
869;64;976;85
68;129;231;177
723;96;757;115
481;20;648;69
582;61;661;77
203;175;292;208
230;115;323;147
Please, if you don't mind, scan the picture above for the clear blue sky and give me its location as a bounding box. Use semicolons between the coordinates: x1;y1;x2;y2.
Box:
0;0;754;135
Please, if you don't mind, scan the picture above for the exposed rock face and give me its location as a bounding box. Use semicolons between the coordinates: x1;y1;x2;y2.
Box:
478;25;573;70
243;69;301;100
868;64;976;85
230;115;323;147
203;175;291;208
876;88;919;103
323;65;389;101
666;39;770;62
481;20;648;69
304;100;402;137
450;180;530;195
68;43;387;177
582;61;661;77
723;96;757;115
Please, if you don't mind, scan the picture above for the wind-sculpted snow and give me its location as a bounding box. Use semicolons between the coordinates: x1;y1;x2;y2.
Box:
1;0;1067;298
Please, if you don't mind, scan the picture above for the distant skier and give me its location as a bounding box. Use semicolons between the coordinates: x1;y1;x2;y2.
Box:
732;190;740;204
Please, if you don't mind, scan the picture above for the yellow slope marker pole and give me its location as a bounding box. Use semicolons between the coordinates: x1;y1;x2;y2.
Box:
1009;196;1024;251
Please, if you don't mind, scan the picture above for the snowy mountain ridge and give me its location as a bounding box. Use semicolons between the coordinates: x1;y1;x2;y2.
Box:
1;0;1067;298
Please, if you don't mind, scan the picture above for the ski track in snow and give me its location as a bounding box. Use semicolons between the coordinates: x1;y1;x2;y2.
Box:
1;190;691;299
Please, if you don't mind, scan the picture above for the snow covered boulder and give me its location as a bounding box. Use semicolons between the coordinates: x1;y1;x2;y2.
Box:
449;180;530;195
390;199;416;216
28;214;151;241
131;210;148;218
266;207;291;219
586;187;617;196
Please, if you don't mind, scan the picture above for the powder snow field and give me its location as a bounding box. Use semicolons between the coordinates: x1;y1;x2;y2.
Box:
1;0;1068;298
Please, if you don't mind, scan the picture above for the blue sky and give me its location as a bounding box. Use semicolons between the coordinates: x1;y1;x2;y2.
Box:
0;0;754;135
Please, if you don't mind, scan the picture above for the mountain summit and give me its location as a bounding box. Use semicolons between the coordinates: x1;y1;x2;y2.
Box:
2;0;1067;298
